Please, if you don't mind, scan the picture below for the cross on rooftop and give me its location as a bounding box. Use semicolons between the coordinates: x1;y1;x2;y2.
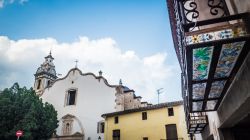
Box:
75;59;78;68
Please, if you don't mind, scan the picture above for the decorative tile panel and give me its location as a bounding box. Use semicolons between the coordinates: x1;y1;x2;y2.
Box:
193;83;206;100
186;32;215;45
185;27;247;45
208;81;226;98
193;101;203;111
206;100;218;110
214;41;245;78
193;47;213;81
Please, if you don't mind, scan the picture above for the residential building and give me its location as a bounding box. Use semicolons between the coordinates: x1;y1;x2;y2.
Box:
166;0;250;139
102;101;189;140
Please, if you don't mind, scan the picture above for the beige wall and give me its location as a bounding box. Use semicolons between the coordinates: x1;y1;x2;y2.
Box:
104;105;189;140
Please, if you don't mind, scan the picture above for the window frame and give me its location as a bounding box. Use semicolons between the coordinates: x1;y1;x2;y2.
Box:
112;129;120;140
65;88;78;106
37;79;41;89
168;107;174;116
97;121;105;133
47;80;50;87
114;116;119;124
142;112;147;120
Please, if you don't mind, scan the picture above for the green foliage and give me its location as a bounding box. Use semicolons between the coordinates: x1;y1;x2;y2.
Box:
0;83;59;140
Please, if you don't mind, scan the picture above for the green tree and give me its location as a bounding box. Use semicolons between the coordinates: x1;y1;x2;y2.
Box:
0;83;59;140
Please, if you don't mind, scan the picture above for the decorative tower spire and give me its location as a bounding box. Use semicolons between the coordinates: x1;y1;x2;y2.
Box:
34;52;57;95
119;79;123;86
99;70;103;76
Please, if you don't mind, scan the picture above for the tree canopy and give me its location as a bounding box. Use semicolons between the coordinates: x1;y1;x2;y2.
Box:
0;83;58;140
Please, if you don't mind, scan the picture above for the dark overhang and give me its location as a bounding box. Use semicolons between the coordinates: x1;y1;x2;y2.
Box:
166;0;250;134
185;13;250;112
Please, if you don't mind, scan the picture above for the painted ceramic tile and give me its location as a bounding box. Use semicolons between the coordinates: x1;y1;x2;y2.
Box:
186;35;201;45
206;100;218;110
214;29;233;40
193;47;213;81
193;83;206;100
233;27;247;37
199;32;215;42
186;32;215;45
199;124;206;127
214;41;245;78
191;124;197;128
193;101;203;111
190;128;195;131
186;36;193;45
208;80;226;98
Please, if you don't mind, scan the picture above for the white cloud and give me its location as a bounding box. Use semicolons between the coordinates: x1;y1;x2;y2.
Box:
0;36;181;103
19;0;28;4
0;0;28;8
0;0;4;8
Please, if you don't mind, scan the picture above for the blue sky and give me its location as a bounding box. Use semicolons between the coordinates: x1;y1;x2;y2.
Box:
0;0;181;103
1;0;174;57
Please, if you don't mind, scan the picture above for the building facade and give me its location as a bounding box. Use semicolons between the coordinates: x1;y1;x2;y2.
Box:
102;101;189;140
34;53;150;140
166;0;250;139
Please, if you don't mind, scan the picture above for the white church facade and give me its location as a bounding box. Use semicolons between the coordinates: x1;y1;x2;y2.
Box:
33;53;152;140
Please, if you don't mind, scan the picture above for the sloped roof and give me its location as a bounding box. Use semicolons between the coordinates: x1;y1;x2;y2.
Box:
102;100;183;118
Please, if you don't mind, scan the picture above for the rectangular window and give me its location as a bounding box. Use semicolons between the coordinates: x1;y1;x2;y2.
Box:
97;122;105;133
97;122;99;133
142;112;147;120
37;79;41;89
101;122;105;133
66;89;76;105
168;108;174;116
143;137;148;140
114;116;119;124
113;129;120;140
47;80;50;87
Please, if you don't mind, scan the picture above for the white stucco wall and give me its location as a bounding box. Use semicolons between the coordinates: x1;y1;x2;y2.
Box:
41;68;116;139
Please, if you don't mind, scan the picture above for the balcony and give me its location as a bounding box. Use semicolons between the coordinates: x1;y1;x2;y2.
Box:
185;13;250;113
167;0;250;113
167;0;250;134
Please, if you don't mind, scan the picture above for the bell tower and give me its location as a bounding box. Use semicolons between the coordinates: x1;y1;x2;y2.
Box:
34;51;57;95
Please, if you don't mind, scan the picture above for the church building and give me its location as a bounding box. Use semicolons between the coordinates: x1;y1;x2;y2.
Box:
33;52;151;140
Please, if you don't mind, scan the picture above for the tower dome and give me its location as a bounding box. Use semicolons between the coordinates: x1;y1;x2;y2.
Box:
34;51;57;95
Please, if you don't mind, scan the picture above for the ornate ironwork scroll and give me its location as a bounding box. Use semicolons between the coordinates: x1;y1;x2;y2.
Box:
181;0;229;23
208;0;229;17
183;0;199;23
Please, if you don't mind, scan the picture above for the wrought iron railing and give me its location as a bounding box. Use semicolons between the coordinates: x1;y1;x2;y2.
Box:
180;0;230;24
168;0;250;134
